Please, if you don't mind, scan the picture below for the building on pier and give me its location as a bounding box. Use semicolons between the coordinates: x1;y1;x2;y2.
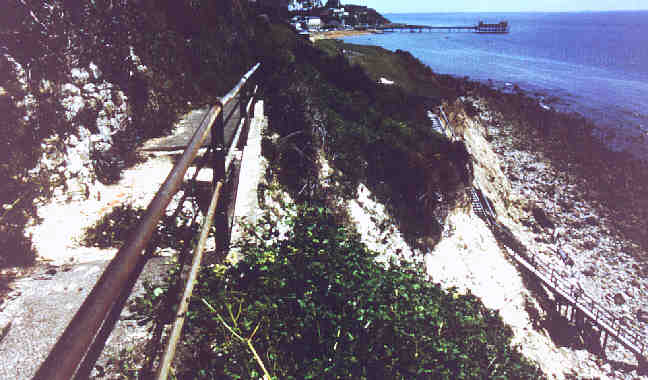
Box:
476;21;509;33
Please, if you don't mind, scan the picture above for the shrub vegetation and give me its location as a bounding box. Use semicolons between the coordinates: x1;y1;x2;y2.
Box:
260;26;471;248
175;204;544;379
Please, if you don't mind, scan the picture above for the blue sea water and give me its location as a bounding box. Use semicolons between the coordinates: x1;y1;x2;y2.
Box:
342;11;648;158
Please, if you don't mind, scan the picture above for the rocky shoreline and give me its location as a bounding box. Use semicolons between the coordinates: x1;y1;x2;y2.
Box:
308;29;373;42
445;93;648;379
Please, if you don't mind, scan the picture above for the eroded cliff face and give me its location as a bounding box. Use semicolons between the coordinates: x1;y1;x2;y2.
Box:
433;99;648;380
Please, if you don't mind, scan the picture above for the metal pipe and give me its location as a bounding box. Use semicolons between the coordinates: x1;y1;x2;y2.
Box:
32;103;222;380
156;181;223;380
73;239;158;380
33;62;260;380
225;92;256;170
221;63;261;106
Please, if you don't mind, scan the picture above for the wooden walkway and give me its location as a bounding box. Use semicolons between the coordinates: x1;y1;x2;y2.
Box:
429;112;647;371
470;185;648;371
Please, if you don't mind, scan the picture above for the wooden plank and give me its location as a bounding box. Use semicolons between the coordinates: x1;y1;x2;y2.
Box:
505;247;646;358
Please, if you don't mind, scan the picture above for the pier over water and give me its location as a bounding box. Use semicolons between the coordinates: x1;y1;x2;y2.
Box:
378;21;509;34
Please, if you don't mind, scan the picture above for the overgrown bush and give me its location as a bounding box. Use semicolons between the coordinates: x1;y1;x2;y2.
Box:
172;203;544;379
262;36;470;247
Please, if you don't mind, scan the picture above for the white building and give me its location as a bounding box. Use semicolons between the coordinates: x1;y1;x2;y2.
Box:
307;16;322;29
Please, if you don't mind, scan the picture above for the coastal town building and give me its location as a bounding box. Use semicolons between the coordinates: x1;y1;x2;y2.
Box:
289;1;386;28
306;16;323;29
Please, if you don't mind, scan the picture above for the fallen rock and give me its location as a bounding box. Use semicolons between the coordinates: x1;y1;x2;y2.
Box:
532;205;555;229
638;310;648;323
0;318;11;343
581;239;596;250
582;266;596;277
582;215;599;226
613;293;626;306
557;248;574;266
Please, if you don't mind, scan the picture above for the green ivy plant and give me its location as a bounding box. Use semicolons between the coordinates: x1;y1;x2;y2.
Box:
167;203;545;379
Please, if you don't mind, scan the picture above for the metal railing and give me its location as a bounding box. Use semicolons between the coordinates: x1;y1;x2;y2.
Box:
472;185;647;363
32;63;261;380
522;249;647;356
436;106;646;369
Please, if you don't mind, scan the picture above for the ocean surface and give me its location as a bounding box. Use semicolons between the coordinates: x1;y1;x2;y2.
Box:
342;11;648;158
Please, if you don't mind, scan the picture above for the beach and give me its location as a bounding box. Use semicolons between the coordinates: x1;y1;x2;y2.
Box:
308;29;374;42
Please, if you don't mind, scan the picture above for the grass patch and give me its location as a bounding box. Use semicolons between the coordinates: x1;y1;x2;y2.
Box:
315;40;442;97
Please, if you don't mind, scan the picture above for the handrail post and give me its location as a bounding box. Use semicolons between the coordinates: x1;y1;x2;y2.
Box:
238;83;249;151
240;82;248;123
212;101;225;188
212;101;228;248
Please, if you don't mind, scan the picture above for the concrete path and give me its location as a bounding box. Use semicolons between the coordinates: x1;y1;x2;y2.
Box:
0;258;170;379
229;100;268;263
0;99;243;379
140;98;242;152
0;96;262;379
